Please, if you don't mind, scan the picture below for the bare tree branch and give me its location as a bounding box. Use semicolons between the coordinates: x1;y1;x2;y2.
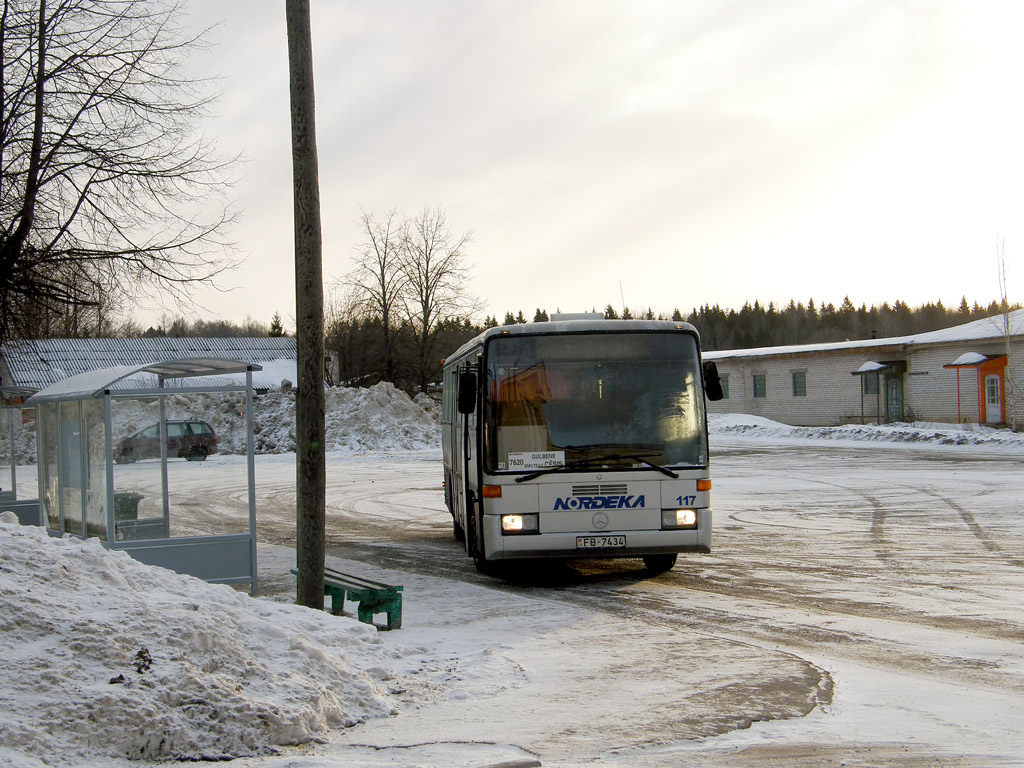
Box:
343;207;407;380
399;205;478;392
0;0;238;342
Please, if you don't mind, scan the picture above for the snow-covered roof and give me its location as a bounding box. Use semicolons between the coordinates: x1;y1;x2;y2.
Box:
704;309;1024;362
947;352;991;367
1;337;295;391
853;360;889;373
26;358;263;403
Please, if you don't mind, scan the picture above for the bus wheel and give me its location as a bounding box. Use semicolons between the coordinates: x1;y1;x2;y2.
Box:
466;510;491;572
642;554;677;573
453;517;465;542
472;545;498;575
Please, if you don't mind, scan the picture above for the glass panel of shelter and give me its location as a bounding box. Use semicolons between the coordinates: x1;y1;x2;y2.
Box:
1;399;41;508
58;401;84;536
109;394;251;542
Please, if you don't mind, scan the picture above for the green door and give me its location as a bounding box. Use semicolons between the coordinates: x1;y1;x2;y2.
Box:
885;375;904;423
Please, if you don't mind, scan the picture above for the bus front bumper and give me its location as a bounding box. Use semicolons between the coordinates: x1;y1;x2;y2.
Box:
481;510;712;561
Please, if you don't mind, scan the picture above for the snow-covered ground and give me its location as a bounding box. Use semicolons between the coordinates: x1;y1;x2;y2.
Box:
710;412;1024;451
2;401;1024;767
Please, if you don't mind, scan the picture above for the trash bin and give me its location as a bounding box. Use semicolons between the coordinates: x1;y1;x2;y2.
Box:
113;491;144;521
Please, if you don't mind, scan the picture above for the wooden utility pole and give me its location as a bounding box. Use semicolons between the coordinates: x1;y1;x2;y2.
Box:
285;0;326;608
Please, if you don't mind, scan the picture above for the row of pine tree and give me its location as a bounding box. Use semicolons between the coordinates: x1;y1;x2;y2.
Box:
485;297;1017;352
143;297;1016;392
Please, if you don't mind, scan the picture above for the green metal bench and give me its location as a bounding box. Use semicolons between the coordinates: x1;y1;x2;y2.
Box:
292;566;403;630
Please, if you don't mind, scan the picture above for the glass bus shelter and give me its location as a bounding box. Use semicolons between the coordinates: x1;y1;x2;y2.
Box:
25;358;262;595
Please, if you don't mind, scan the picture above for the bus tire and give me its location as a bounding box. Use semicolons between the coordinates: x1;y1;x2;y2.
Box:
466;506;491;572
443;473;453;513
453;516;465;542
465;505;478;557
642;554;677;573
471;532;494;573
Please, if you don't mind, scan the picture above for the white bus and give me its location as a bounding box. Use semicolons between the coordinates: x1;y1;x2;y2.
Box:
441;317;723;573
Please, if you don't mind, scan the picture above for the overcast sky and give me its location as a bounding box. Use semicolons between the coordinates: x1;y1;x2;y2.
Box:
172;0;1024;329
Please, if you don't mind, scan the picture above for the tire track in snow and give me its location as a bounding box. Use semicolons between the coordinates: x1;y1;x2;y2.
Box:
746;473;908;574
326;535;835;747
915;487;1024;569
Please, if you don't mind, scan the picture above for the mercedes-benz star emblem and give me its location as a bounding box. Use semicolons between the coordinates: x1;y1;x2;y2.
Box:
592;512;610;529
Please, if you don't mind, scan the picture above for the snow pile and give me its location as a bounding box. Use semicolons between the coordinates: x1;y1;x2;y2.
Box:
109;381;439;457
0;413;35;465
709;413;1024;449
413;391;439;420
322;384;439;454
244;382;439;454
0;520;396;767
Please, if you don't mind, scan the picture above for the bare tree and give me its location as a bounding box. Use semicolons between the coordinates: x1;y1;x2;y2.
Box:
345;208;406;380
400;206;477;392
0;0;237;343
15;257;128;336
324;282;371;386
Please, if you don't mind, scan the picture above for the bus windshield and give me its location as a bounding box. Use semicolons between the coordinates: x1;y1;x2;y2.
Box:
484;331;707;473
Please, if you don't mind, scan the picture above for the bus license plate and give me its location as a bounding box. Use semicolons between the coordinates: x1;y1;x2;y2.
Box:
576;535;626;550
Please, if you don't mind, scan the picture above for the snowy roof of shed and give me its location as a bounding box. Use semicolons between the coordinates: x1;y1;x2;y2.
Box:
1;337;295;391
704;309;1024;362
947;352;990;367
853;361;889;373
26;358;262;403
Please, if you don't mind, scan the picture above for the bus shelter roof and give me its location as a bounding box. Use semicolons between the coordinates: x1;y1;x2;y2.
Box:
25;358;262;403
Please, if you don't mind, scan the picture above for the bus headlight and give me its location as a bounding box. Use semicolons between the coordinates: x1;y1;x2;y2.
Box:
662;509;698;529
501;514;539;534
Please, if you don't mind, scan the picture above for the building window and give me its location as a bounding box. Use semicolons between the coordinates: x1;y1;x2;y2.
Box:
792;371;806;397
753;373;766;398
720;374;730;400
863;372;879;395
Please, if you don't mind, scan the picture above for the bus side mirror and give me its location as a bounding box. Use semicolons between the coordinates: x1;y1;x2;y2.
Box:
457;371;478;414
703;361;724;401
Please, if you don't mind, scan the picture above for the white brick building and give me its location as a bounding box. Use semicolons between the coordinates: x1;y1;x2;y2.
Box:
705;311;1024;428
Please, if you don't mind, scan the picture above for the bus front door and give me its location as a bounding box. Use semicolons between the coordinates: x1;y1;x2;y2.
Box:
457;367;484;560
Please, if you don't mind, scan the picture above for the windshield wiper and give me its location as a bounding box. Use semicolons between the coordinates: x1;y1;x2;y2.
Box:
514;451;679;482
627;455;680;479
563;444;679;479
